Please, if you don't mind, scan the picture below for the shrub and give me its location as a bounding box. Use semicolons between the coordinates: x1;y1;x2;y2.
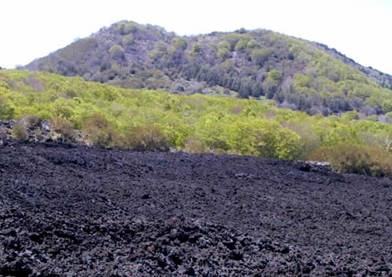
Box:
251;48;272;65
254;127;302;160
184;137;206;154
234;38;249;51
283;121;321;159
10;115;44;142
171;38;187;51
195;114;231;153
83;113;117;147
19;115;41;128
226;119;302;159
223;33;251;51
246;39;260;49
190;44;202;56
385;112;392;124
217;41;231;59
109;45;125;60
0;95;15;119
50;117;76;142
122;34;134;46
116;21;138;35
308;144;392;177
52;98;75;119
382;100;392;113
2;70;392;174
125;124;170;152
11;123;28;141
263;69;282;93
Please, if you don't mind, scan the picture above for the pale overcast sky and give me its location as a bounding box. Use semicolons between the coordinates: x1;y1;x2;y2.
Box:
1;0;391;74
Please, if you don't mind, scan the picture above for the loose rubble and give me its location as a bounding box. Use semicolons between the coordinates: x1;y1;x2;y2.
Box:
0;143;392;276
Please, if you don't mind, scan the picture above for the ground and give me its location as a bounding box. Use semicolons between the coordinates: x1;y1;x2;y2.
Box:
0;142;392;276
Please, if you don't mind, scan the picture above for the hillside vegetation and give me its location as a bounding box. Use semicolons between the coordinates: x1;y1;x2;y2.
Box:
25;21;392;117
1;70;392;175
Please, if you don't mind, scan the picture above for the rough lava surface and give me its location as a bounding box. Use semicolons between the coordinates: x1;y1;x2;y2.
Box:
1;142;392;276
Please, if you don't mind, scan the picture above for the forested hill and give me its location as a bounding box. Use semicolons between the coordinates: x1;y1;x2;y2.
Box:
314;42;392;90
25;21;392;116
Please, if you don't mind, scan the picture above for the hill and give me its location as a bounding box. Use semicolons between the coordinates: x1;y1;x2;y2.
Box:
25;21;392;116
1;70;392;175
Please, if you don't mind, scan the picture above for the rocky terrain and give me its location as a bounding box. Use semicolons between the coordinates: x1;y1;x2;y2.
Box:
1;141;392;276
0;119;85;147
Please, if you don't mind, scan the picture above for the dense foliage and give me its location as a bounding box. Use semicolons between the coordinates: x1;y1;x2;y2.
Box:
1;70;392;175
25;21;392;117
309;144;392;177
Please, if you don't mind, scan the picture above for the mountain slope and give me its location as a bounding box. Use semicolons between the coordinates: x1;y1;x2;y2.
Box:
314;42;392;89
25;21;392;116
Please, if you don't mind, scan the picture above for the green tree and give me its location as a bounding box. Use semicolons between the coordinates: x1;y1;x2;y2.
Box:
235;38;250;51
172;38;188;51
109;45;125;60
251;48;272;65
382;99;392;113
190;44;202;56
122;34;134;46
217;41;231;59
0;95;15;119
263;69;282;93
116;21;138;35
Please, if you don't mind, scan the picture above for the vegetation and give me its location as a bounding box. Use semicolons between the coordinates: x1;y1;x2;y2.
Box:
25;21;392;118
108;45;125;60
250;48;272;65
309;144;392;177
11;122;28;141
1;70;392;176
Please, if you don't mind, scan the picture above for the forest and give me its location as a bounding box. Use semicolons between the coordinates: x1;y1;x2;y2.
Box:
1;70;391;176
25;21;392;117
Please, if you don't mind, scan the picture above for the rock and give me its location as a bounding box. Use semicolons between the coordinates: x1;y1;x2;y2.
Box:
0;143;390;275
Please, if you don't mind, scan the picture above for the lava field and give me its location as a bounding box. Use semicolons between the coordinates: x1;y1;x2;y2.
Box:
1;142;392;276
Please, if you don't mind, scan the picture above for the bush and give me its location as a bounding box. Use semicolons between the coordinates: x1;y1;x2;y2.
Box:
263;69;282;93
223;33;251;51
224;119;301;159
19;115;41;128
190;44;202;56
0;96;15;119
125;124;170;152
109;45;125;60
122;34;134;46
284;121;321;159
308;144;392;177
217;41;231;59
254;127;302;160
184;137;206;154
171;38;187;51
2;70;392;172
246;39;260;49
11;123;28;141
116;21;138;35
50;117;76;142
385;112;392;124
10;116;43;142
251;48;272;65
83;113;117;147
234;38;249;51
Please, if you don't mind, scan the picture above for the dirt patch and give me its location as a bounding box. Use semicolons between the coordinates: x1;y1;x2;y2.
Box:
1;142;392;275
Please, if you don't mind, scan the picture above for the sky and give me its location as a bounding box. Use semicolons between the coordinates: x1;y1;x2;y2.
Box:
1;0;391;74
